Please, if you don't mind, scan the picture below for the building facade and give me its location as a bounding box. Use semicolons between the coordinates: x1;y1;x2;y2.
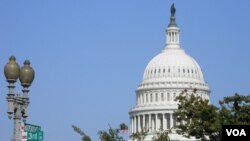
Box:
129;4;210;141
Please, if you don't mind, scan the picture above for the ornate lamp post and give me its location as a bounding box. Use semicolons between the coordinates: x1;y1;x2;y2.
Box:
4;56;35;141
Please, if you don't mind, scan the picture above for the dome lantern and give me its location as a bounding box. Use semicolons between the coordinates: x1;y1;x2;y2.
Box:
165;3;181;49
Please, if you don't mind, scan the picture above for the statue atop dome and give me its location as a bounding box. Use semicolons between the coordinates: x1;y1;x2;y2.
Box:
171;3;176;17
168;3;178;27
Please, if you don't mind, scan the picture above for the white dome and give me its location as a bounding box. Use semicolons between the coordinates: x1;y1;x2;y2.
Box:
137;47;209;91
142;48;205;85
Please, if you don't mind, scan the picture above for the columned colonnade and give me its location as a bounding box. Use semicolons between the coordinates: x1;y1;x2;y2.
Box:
130;113;176;134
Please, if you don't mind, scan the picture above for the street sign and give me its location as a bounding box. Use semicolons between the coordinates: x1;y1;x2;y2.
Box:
27;131;43;141
24;123;43;141
25;124;41;132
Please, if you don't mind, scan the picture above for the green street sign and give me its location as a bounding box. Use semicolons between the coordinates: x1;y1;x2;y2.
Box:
25;123;41;132
27;131;43;141
24;123;43;141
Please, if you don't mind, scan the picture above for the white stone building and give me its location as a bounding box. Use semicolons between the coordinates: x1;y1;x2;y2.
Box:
129;4;210;141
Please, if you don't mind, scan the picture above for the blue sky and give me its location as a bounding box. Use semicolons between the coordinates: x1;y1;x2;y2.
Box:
0;0;250;140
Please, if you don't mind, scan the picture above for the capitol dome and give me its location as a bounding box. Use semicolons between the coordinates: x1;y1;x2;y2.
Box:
129;4;210;141
138;45;209;91
142;48;205;84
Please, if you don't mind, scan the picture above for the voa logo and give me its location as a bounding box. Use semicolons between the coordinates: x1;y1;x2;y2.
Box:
226;129;246;136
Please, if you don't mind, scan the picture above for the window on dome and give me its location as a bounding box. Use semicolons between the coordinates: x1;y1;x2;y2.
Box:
161;93;164;101
173;93;176;100
146;94;148;103
151;70;153;74
163;68;165;73
191;69;194;73
178;68;180;73
187;69;189;73
183;69;185;73
141;95;144;104
150;94;153;102
155;93;158;102
168;68;170;73
158;69;161;73
154;69;156;74
167;93;170;101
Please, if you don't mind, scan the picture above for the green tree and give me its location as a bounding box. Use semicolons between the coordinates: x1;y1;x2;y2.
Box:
130;128;148;141
72;124;126;141
174;90;250;141
72;125;92;141
219;93;250;125
98;124;124;141
152;129;171;141
174;89;220;141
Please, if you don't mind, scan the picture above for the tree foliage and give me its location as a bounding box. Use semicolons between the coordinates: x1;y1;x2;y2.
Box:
174;90;250;141
152;129;171;141
174;89;220;141
219;93;250;125
130;128;148;141
72;123;126;141
98;124;124;141
72;125;92;141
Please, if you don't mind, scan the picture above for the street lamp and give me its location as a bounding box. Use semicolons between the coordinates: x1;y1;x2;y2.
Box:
4;56;35;141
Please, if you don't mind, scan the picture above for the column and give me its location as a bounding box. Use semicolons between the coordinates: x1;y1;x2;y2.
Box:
170;113;173;129
155;114;159;131
138;115;141;132
149;114;152;132
130;117;133;134
163;113;167;130
142;115;145;131
134;116;137;133
152;114;155;131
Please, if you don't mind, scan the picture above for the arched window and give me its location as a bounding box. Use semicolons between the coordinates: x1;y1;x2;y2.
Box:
167;93;170;101
150;94;153;102
161;93;164;101
142;94;144;104
155;93;158;102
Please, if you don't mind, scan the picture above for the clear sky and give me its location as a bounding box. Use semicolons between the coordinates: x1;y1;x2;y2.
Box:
0;0;250;140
